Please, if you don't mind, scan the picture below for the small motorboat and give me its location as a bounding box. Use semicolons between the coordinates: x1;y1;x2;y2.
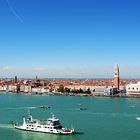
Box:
78;103;87;111
79;107;87;111
36;106;50;109
136;117;140;120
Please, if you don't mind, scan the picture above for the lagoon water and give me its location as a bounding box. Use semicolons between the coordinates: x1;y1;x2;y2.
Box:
0;93;140;140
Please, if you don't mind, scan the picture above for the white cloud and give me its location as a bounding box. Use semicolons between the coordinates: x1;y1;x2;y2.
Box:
3;66;11;70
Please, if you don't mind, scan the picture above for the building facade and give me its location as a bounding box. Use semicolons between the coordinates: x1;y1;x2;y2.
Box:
126;82;140;96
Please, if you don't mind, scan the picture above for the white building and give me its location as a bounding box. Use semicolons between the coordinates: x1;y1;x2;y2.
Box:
94;87;118;96
24;86;32;93
8;85;17;92
126;82;140;96
0;85;8;91
32;87;49;94
20;85;25;92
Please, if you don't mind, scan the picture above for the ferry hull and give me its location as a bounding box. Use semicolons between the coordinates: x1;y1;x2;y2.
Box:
14;125;74;135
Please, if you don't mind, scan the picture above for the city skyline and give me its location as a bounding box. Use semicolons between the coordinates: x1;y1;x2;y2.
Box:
0;0;140;78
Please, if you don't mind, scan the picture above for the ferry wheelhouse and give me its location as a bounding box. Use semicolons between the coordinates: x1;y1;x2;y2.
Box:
14;114;74;135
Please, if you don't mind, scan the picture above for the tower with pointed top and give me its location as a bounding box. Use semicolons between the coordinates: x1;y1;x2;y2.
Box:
114;64;119;90
15;75;17;83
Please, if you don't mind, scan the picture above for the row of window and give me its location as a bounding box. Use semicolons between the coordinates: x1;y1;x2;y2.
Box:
27;125;54;129
128;87;140;90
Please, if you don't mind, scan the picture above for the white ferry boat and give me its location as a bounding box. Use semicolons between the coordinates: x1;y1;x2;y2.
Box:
14;113;74;135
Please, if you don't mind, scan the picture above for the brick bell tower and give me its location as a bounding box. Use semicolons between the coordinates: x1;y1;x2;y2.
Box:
114;64;119;90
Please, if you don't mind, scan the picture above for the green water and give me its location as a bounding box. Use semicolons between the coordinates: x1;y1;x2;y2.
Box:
0;93;140;140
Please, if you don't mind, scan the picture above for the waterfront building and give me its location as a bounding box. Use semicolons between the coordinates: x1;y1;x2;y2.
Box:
24;86;32;93
126;82;140;96
94;88;111;96
93;87;118;96
20;85;25;92
66;85;96;91
0;85;8;92
32;87;49;94
114;64;119;90
8;85;17;92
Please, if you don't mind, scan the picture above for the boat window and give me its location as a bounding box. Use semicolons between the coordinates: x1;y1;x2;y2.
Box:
58;126;62;129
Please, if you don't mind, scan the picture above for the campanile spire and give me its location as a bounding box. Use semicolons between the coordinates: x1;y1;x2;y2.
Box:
114;64;119;90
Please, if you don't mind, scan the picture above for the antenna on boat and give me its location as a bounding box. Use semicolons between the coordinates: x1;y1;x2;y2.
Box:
28;109;31;116
27;109;33;122
51;112;55;118
71;124;75;132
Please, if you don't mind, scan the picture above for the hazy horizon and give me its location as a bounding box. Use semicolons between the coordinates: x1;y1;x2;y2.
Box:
1;65;140;79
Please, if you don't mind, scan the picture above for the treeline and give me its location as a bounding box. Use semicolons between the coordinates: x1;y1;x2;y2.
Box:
58;85;91;94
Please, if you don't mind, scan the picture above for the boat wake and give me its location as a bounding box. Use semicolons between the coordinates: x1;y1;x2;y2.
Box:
55;110;140;118
129;105;136;108
0;106;38;110
81;112;140;117
0;124;13;129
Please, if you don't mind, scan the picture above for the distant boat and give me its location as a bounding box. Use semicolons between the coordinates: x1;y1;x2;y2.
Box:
78;103;87;111
36;106;50;109
136;117;140;120
79;107;87;111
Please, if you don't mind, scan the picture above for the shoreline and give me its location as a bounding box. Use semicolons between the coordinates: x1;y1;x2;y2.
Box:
1;92;140;99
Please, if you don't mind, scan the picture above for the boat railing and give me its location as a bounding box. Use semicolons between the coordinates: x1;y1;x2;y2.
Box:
14;122;20;126
39;122;49;125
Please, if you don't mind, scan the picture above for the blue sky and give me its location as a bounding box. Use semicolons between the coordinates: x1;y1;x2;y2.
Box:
0;0;140;78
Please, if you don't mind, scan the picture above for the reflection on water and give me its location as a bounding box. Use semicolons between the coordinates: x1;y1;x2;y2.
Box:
20;130;77;140
20;131;59;140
